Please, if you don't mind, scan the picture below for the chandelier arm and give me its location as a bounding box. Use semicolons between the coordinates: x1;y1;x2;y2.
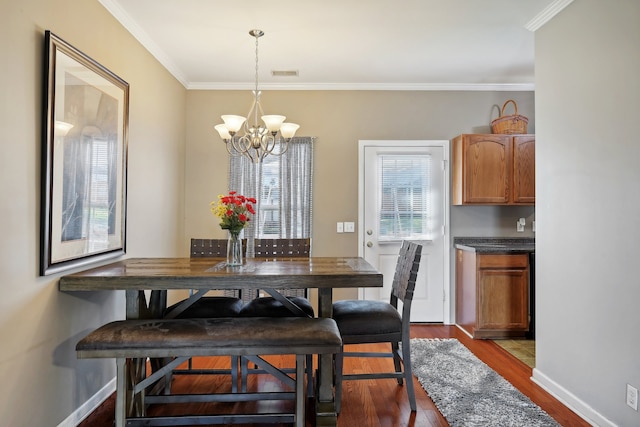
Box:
246;147;260;164
225;141;242;157
278;138;291;155
260;134;277;154
244;96;258;132
262;135;290;157
232;135;252;155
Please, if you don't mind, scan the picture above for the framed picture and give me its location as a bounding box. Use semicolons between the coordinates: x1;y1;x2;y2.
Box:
40;31;129;275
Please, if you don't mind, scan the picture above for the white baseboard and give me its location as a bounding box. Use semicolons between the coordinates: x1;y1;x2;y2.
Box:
57;378;116;427
531;368;616;427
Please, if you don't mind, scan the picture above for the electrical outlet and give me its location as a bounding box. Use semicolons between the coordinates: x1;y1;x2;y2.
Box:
627;384;638;411
517;218;526;232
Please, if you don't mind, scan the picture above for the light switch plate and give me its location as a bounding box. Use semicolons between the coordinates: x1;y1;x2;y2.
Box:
344;222;355;232
336;222;344;233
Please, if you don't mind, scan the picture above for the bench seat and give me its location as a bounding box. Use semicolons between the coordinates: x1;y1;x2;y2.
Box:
77;317;341;427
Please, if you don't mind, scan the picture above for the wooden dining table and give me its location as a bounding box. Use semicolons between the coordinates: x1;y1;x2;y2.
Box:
59;256;383;426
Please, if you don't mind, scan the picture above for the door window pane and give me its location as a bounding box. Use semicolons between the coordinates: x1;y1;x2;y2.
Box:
378;155;431;240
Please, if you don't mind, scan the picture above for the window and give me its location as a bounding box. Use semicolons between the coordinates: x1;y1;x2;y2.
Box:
229;137;314;241
377;155;431;241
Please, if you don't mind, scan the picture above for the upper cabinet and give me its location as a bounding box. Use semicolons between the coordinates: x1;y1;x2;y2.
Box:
452;134;535;205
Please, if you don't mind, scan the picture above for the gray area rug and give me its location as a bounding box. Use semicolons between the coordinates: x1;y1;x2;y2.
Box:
410;338;560;426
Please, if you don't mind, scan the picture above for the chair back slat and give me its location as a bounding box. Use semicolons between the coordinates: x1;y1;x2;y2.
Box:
254;238;311;258
391;241;422;305
191;238;247;258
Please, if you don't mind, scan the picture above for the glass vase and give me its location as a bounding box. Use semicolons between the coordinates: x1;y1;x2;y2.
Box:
227;231;243;266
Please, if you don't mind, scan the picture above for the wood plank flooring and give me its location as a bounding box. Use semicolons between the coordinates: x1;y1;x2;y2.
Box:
78;324;590;427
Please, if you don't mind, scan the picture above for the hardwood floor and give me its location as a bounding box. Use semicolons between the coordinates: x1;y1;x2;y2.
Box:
78;324;590;427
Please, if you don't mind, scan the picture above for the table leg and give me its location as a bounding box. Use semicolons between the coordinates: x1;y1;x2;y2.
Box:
124;290;146;416
316;288;337;426
124;290;169;416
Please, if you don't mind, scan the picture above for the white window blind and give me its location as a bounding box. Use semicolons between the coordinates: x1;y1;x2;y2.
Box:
378;154;431;241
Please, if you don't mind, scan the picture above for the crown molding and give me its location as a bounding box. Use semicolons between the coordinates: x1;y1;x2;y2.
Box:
98;0;189;87
187;82;535;92
526;0;575;32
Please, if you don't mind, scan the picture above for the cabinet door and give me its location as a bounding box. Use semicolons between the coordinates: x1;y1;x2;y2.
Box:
512;136;535;204
460;135;511;204
477;255;529;331
455;249;477;336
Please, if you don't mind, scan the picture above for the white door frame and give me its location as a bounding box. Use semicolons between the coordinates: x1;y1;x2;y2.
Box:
357;140;452;324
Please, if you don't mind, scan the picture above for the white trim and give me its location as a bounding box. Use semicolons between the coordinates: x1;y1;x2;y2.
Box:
455;323;474;339
98;0;189;87
57;377;116;427
357;140;452;324
531;369;615;427
526;0;575;32
187;82;535;92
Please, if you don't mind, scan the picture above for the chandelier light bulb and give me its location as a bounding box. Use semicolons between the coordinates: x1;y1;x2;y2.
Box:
261;115;286;133
221;115;246;133
280;123;300;140
214;124;231;140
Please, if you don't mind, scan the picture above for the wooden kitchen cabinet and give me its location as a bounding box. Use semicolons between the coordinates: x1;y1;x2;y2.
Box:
452;134;535;205
456;250;529;339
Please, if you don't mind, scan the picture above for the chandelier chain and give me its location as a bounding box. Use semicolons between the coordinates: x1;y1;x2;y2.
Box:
254;34;259;96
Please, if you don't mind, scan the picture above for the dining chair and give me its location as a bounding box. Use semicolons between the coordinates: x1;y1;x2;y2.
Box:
332;240;422;412
163;238;246;319
163;238;246;390
238;238;314;317
238;238;315;394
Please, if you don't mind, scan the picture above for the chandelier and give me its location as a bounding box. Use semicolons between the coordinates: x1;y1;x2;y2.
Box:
214;29;300;163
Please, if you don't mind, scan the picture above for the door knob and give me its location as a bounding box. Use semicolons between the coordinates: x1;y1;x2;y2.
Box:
366;241;373;248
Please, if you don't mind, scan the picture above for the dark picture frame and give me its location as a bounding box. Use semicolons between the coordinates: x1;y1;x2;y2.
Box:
40;31;129;275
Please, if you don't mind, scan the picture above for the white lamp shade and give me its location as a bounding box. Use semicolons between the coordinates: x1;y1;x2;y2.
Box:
214;124;231;139
221;115;246;133
279;123;300;139
261;115;286;132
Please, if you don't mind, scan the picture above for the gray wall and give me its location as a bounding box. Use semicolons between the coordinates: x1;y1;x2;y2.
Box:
535;1;640;425
0;1;186;425
185;90;535;307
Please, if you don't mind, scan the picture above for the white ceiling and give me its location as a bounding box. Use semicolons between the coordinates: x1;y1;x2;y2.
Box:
100;0;572;91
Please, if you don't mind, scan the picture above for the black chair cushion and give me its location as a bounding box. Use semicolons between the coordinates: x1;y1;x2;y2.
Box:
165;296;243;318
239;296;315;318
332;300;401;336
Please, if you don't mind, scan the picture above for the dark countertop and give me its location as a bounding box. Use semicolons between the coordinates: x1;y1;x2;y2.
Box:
453;237;535;254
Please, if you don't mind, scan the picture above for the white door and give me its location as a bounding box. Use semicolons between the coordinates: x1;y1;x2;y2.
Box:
358;141;449;323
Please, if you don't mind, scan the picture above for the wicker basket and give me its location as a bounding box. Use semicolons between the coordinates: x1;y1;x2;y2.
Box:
491;99;528;134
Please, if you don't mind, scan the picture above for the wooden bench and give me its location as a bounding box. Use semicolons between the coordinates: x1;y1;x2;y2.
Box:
76;317;342;427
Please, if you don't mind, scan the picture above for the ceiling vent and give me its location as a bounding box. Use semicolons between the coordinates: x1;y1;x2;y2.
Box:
271;70;299;77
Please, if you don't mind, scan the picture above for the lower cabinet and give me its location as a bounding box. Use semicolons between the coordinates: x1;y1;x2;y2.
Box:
456;250;529;339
